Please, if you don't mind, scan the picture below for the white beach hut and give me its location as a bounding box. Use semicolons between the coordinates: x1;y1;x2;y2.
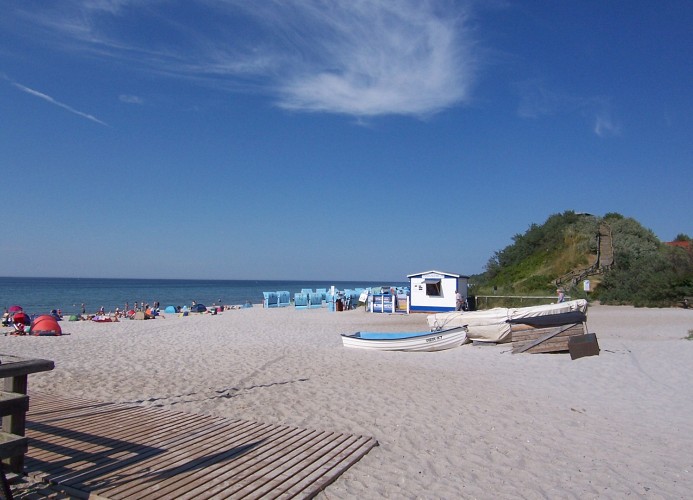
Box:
407;270;469;313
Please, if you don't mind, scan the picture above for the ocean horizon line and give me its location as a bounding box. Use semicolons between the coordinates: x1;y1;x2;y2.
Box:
1;276;409;316
0;276;407;284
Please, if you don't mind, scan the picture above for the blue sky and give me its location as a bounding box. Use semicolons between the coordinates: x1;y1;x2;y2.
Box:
1;1;691;281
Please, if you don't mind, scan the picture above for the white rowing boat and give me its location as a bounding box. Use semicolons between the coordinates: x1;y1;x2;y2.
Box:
341;326;467;352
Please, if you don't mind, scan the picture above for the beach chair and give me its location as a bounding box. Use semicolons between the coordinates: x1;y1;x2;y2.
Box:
343;290;360;310
277;291;291;307
316;288;328;303
308;292;323;308
263;292;278;308
326;291;336;312
294;293;308;309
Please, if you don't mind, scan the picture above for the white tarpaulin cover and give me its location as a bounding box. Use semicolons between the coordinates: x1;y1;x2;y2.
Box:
427;299;588;343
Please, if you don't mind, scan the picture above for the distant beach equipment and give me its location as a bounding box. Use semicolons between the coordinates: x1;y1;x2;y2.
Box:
263;291;292;308
164;305;176;313
8;305;23;313
12;311;30;325
277;291;291;307
308;292;323;308
294;293;308;309
263;292;278;308
31;315;62;336
191;304;207;313
92;316;114;323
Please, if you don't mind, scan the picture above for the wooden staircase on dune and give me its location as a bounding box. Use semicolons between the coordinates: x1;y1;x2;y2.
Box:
556;222;614;288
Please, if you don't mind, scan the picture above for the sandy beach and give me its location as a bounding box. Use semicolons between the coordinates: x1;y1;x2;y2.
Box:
1;304;692;499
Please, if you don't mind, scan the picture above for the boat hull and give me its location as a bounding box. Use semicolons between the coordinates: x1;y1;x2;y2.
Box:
427;299;588;343
341;327;467;352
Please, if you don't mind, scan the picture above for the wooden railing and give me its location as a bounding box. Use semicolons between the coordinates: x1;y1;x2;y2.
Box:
555;221;614;288
473;295;569;309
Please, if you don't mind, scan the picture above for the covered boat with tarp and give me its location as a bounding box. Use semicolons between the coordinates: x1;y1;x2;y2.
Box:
426;299;588;343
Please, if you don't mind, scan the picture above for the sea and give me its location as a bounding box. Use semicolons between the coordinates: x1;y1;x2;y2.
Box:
0;277;407;316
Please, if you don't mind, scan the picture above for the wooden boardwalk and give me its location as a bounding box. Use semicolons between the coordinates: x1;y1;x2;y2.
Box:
22;393;377;499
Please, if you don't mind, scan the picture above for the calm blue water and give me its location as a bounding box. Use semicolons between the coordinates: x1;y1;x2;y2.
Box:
0;277;407;316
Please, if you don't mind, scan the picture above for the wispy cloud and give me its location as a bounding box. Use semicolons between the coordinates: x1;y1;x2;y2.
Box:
8;1;478;118
516;80;566;119
516;79;620;137
119;94;143;104
249;2;476;117
592;107;621;137
10;80;109;126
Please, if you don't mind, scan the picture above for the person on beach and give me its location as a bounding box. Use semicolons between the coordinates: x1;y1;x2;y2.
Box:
81;303;86;315
456;291;464;311
557;288;565;303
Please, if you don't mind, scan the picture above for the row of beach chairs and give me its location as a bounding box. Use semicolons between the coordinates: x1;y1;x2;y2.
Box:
262;291;292;308
262;288;370;310
262;287;410;311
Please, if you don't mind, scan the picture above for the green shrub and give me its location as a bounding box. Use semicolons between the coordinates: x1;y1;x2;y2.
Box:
474;211;693;307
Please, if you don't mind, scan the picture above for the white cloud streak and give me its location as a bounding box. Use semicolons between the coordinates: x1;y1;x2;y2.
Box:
9;0;477;118
516;79;620;137
119;94;144;104
593;111;621;137
11;82;109;126
251;1;476;116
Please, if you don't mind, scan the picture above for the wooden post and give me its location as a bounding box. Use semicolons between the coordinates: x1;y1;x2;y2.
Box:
3;376;28;474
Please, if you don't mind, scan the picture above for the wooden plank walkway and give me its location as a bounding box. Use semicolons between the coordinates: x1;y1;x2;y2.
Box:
22;393;377;499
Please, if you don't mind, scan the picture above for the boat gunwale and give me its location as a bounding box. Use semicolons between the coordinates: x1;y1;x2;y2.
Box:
341;326;467;342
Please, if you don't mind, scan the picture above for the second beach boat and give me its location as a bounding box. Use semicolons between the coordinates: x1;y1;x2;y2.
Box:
341;326;468;352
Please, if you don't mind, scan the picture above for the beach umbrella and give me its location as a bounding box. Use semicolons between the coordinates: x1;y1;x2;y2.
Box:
12;312;30;325
8;305;23;313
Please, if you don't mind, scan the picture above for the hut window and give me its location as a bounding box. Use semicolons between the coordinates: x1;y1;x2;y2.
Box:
425;280;441;296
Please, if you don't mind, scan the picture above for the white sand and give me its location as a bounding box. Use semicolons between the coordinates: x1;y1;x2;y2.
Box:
2;305;692;498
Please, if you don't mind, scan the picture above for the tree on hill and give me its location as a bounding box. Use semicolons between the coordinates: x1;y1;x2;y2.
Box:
473;211;693;306
480;210;598;293
597;217;693;306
